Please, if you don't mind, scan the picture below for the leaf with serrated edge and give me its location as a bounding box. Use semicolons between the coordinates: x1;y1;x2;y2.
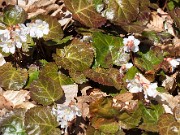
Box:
106;0;140;24
0;63;28;90
53;40;94;72
40;62;74;85
25;106;61;135
64;0;106;28
30;76;64;105
134;48;164;72
158;113;180;135
84;68;123;90
139;104;164;132
92;32;124;68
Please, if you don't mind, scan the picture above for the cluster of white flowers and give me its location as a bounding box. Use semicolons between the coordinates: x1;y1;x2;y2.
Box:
123;35;140;53
0;19;49;54
51;104;81;134
126;73;158;99
164;58;180;72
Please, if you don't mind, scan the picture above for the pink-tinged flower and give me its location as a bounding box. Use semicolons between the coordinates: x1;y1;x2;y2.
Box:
0;53;6;66
126;73;158;99
164;58;180;72
123;36;140;52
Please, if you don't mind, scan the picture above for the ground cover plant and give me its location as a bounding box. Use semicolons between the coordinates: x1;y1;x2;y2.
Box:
0;0;179;135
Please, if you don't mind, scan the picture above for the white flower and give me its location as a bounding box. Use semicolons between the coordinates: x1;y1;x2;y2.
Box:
0;39;16;54
164;58;180;72
0;29;10;41
144;83;158;98
52;104;81;132
27;19;49;38
126;73;158;99
0;53;6;66
119;63;133;74
123;35;140;52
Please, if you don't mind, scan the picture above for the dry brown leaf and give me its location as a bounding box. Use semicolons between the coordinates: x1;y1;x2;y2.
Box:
146;8;175;36
0;94;13;110
113;92;133;102
156;92;179;111
2;90;35;109
162;75;176;92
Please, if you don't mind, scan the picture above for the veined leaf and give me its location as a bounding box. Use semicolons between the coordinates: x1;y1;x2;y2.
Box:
25;106;61;135
139;104;164;132
36;15;64;40
158;113;180;135
69;70;87;84
104;0;140;24
0;109;27;135
84;67;123;90
40;62;74;85
118;105;142;129
92;32;124;68
3;5;27;26
30;76;64;105
134;48;164;72
91;117;119;134
90;97;119;118
0;63;28;90
64;0;106;28
53;40;94;72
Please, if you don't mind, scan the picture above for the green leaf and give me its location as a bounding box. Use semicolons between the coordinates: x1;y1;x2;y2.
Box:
90;97;119;118
142;31;160;44
0;63;28;90
45;36;73;46
84;68;123;90
30;75;64;105
123;66;139;81
64;0;106;28
0;109;27;135
25;106;61;135
158;113;180;135
104;0;140;24
26;65;39;88
36;15;64;40
139;104;164;132
92;118;119;134
118;105;142;129
3;5;27;26
40;62;74;85
99;121;119;134
134;48;164;72
69;70;87;84
53;40;94;71
92;32;124;68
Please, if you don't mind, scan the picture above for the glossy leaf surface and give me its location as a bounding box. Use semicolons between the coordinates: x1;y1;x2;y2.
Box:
25;106;61;135
64;0;106;28
0;63;28;90
54;40;94;71
30;76;64;105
